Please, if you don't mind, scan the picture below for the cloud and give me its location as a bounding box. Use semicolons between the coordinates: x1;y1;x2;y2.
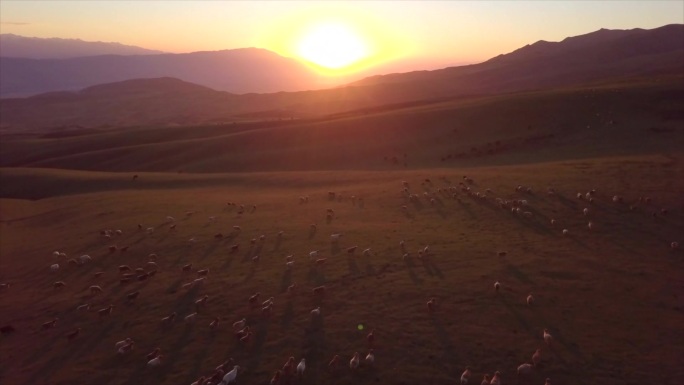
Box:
1;22;30;26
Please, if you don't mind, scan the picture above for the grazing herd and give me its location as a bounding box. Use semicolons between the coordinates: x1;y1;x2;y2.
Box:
0;173;681;385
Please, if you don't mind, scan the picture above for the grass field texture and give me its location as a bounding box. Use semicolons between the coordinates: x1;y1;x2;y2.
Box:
1;154;682;385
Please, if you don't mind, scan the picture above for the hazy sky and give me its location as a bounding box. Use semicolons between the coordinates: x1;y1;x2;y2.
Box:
1;1;682;75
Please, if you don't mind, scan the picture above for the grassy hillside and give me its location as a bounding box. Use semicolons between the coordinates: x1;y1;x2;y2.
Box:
0;157;682;385
1;78;683;174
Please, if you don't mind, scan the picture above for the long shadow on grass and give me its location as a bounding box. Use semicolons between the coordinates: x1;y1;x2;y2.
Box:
127;325;195;385
527;312;585;364
435;206;449;219
603;234;650;259
95;352;139;383
524;205;553;226
173;286;202;316
424;258;443;279
26;319;119;385
404;258;423;285
246;318;271;371
22;331;67;367
73;238;112;255
73;237;125;258
178;329;218;385
307;266;326;286
347;256;360;276
243;263;258;282
253;242;264;258
587;200;612;215
155;230;173;245
504;264;534;285
411;200;425;211
548;327;586;363
567;234;591;250
21;305;88;366
273;236;283;251
198;241;222;261
222;252;237;270
280;300;295;329
555;193;579;210
165;278;184;294
499;294;533;336
62;251;111;281
421;258;436;276
125;288;203;384
458;201;476;220
171;245;196;268
280;270;293;293
227;230;240;240
241;245;255;263
430;316;457;363
110;275;153;298
301;315;326;385
510;215;552;236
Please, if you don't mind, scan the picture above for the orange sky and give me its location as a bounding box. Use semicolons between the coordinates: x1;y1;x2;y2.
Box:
1;1;682;78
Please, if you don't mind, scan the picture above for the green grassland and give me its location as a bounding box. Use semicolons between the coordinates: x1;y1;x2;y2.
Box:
1;156;683;385
0;78;683;385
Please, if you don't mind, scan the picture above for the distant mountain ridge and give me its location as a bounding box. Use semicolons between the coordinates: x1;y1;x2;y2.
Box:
350;24;684;91
0;33;164;58
0;46;324;97
489;24;683;65
1;24;682;130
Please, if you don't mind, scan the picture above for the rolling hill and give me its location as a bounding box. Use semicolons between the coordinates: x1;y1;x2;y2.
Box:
1;25;682;131
1;77;682;174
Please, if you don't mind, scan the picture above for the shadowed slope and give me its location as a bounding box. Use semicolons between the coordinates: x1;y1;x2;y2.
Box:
1;78;682;173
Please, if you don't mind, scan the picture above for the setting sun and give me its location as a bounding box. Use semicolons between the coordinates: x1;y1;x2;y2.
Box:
296;22;369;69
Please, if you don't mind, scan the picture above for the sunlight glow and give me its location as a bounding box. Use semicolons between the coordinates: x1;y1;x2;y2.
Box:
254;5;413;78
297;22;369;69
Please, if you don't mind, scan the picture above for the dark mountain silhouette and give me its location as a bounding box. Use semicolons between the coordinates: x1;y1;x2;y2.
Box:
0;34;164;59
0;47;324;97
1;24;682;130
350;24;683;93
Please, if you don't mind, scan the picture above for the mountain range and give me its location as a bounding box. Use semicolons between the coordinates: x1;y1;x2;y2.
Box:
0;45;323;97
350;24;684;91
0;33;164;58
0;24;682;130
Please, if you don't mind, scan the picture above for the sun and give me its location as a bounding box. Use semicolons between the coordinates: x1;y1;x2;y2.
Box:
297;22;369;69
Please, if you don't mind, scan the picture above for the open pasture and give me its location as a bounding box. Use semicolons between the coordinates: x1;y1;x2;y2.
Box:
0;155;683;385
2;77;682;174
